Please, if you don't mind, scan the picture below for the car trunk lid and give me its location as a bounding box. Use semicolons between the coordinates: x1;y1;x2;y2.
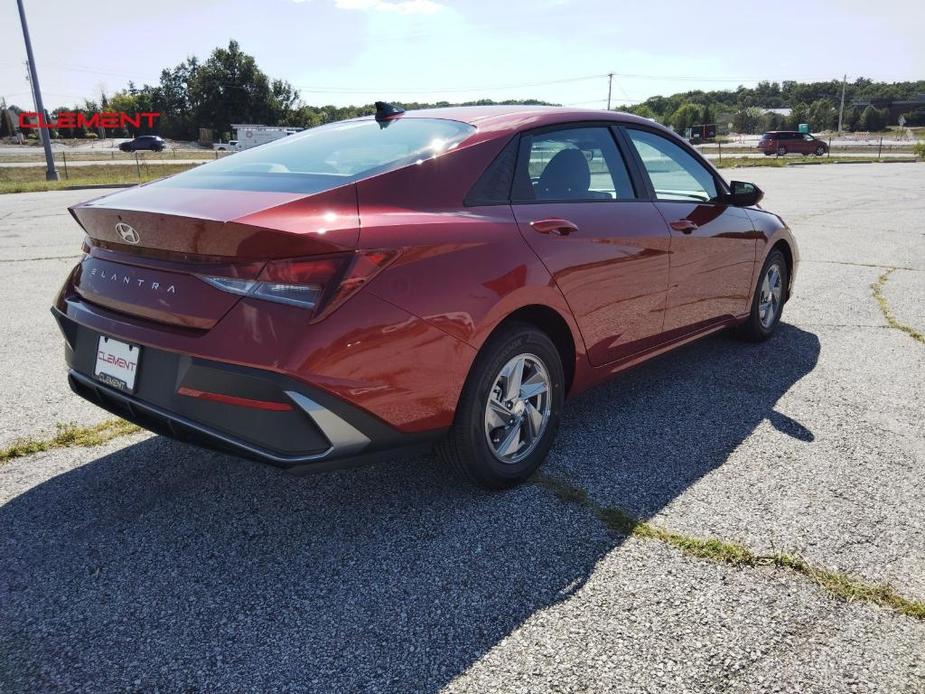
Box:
68;183;360;328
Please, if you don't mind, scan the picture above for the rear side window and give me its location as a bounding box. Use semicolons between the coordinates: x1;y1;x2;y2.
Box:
512;127;636;202
158;118;475;193
626;128;718;202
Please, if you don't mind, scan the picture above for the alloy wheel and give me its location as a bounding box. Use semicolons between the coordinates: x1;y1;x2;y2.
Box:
483;353;551;464
759;263;784;328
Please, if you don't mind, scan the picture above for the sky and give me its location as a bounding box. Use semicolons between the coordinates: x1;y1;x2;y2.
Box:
2;0;924;112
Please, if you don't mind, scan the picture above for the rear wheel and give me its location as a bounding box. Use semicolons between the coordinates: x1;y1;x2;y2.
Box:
777;146;787;157
737;250;788;342
438;323;564;488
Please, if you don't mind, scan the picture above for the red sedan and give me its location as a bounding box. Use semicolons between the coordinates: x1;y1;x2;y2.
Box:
54;103;797;487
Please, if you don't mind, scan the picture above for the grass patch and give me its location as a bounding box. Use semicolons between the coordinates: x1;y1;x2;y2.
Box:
0;163;200;194
0;419;141;463
871;269;925;344
532;471;925;621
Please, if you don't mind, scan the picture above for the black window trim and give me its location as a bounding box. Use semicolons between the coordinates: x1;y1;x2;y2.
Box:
462;134;519;207
617;123;731;205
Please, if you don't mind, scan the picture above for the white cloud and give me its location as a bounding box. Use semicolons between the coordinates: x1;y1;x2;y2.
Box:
334;0;443;14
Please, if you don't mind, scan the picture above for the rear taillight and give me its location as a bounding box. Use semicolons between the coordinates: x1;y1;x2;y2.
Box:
198;250;397;318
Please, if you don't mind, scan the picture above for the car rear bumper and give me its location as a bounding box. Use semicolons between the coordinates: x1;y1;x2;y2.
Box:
54;307;442;472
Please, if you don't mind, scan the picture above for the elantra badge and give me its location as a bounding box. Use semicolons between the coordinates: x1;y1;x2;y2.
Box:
115;222;140;244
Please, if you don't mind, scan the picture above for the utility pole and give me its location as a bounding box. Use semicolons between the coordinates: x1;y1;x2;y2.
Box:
607;73;614;111
16;0;58;180
837;73;847;134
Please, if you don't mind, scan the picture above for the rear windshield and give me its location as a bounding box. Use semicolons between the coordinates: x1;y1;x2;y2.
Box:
157;118;475;193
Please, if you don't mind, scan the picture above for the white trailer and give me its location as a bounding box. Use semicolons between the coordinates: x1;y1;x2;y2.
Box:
214;124;302;151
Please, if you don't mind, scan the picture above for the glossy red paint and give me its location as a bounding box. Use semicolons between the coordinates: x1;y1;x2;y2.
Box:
55;105;797;462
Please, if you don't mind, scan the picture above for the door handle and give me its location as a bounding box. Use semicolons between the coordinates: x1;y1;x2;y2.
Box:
670;219;698;233
530;218;579;236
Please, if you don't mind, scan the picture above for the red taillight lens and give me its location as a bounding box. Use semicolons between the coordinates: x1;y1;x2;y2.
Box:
198;250;396;318
259;257;344;285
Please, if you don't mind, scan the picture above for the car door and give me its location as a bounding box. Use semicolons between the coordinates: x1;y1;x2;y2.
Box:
622;126;757;334
510;125;671;366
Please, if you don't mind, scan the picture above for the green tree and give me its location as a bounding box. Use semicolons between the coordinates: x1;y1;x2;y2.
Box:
807;99;836;132
627;104;655;120
859;105;888;131
670;103;703;132
0;104;20;137
786;103;809;130
732;107;764;134
187;40;299;139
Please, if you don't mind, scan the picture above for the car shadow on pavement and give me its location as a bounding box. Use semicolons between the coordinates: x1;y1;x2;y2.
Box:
0;324;819;692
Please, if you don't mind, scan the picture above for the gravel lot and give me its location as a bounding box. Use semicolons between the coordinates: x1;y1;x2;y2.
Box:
1;164;923;692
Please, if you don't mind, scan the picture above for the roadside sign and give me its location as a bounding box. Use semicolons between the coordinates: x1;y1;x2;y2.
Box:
798;123;809;133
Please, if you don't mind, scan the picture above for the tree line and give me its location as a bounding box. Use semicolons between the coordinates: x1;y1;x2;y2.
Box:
1;42;922;140
620;78;925;134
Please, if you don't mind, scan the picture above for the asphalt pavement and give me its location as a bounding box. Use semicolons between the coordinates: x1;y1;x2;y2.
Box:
0;163;923;692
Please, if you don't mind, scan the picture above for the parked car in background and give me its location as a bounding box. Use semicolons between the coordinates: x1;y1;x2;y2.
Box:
213;140;239;151
758;131;828;156
119;135;166;153
55;104;797;488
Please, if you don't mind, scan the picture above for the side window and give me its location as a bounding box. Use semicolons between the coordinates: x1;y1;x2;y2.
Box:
512;127;635;202
625;128;718;203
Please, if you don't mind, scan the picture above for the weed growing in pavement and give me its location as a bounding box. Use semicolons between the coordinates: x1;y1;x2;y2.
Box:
531;471;925;621
0;419;140;463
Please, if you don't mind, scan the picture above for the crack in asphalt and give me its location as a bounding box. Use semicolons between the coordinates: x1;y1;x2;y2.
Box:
531;472;925;622
802;259;924;272
871;268;925;344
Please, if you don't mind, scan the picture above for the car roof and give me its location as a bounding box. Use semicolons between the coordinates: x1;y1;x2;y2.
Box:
356;105;666;138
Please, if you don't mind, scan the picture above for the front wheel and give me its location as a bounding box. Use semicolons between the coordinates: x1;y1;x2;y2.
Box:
437;323;564;488
737;250;788;342
815;146;826;156
777;146;787;157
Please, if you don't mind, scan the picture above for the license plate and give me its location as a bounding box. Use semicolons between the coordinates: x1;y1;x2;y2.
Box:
94;336;141;393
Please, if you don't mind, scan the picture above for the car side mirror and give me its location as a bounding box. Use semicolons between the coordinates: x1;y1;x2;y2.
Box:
726;180;764;207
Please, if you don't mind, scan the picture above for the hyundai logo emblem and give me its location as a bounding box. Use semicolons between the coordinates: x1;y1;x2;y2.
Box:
115;222;140;244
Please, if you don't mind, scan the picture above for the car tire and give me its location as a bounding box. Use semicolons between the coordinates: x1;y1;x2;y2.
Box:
815;145;825;156
777;146;787;156
737;249;788;342
437;323;564;488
